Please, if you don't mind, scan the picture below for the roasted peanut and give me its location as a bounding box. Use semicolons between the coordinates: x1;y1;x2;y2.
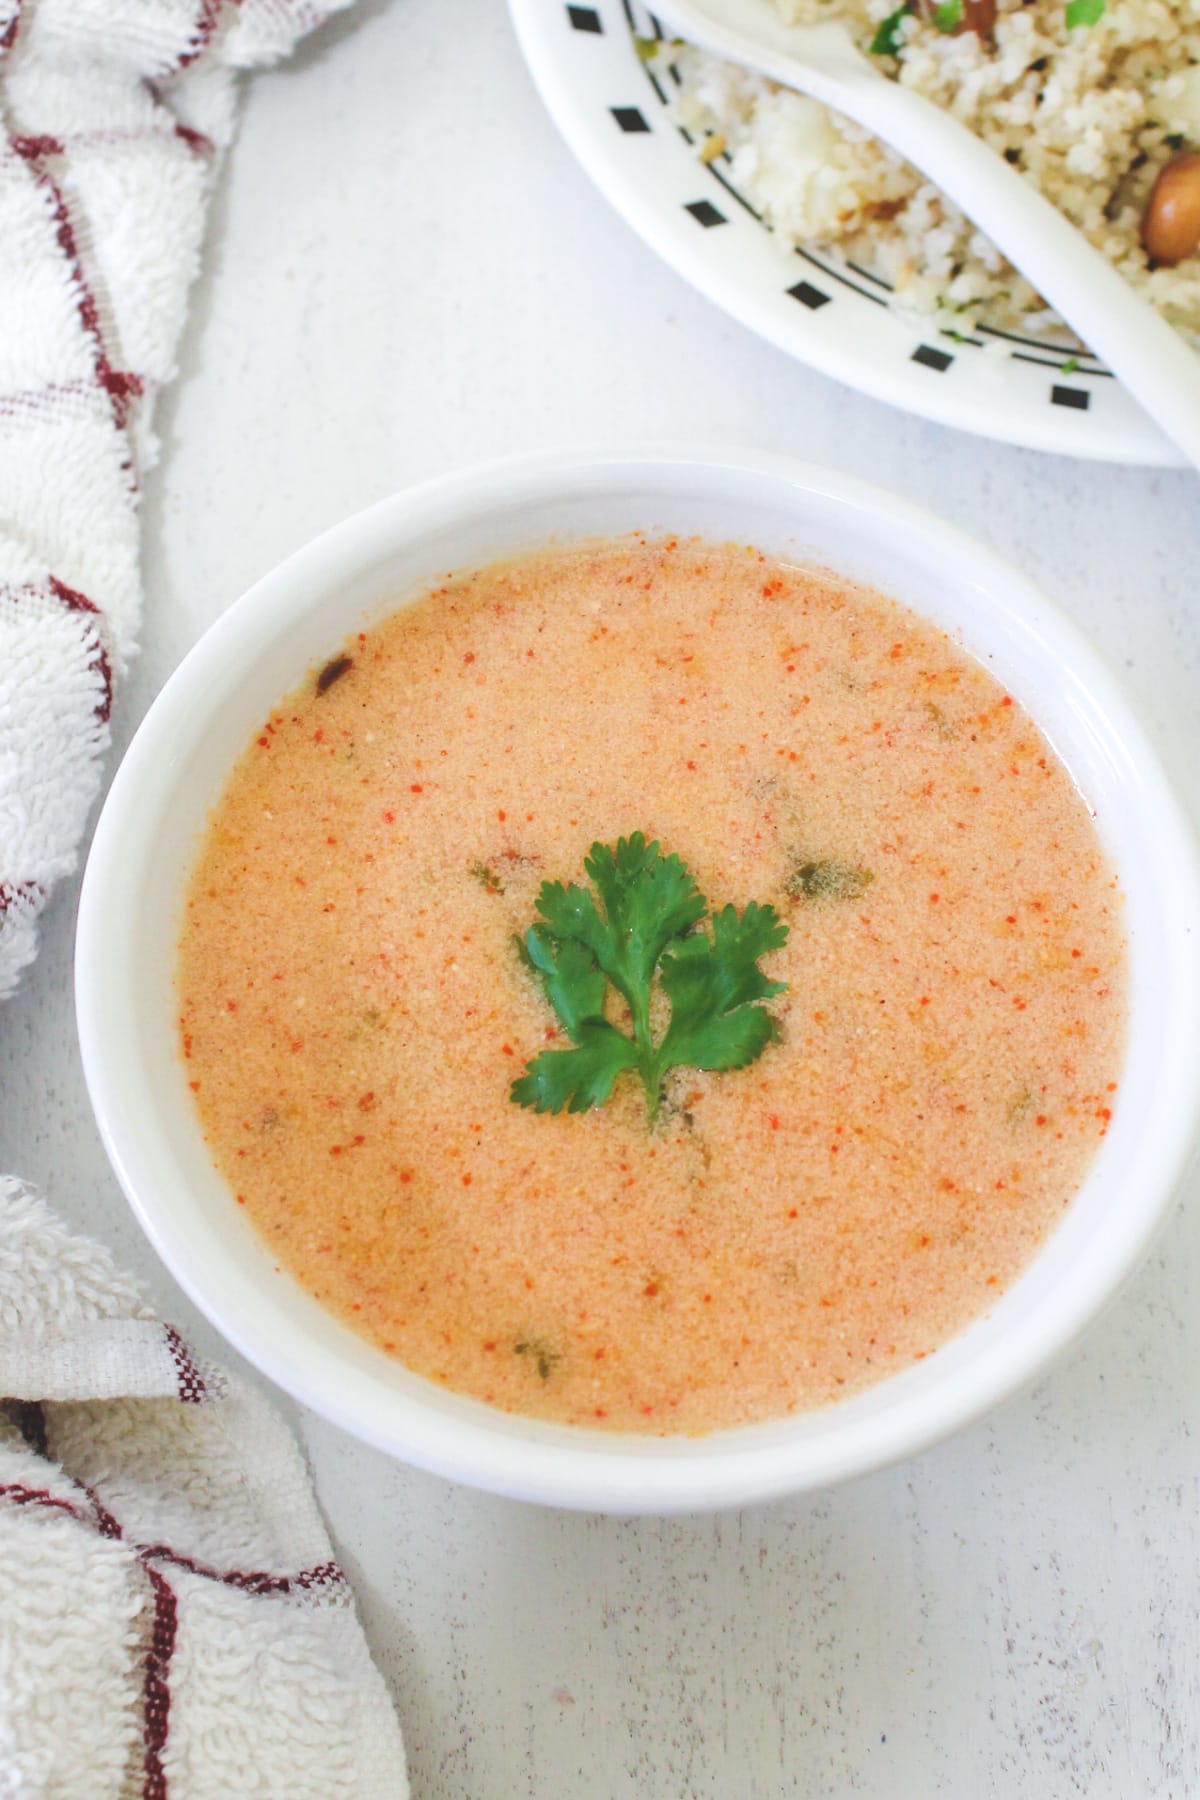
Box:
1141;151;1200;266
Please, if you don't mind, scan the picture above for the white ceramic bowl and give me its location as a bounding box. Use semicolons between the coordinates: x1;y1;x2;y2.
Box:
76;449;1200;1513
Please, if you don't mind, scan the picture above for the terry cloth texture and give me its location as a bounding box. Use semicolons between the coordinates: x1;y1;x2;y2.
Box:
0;2;409;1792
0;0;354;998
0;1179;409;1796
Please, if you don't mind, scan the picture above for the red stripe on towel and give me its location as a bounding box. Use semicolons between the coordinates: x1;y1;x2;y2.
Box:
177;0;226;70
0;880;41;918
173;121;215;155
163;1324;208;1403
0;1482;87;1522
8;138;145;441
47;576;114;723
81;1480;126;1541
141;1543;346;1596
0;3;22;54
141;1569;178;1799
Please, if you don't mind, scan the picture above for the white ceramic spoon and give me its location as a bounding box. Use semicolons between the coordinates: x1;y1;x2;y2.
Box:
652;0;1200;469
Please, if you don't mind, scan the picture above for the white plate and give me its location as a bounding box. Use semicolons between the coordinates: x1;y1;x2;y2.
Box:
509;0;1185;466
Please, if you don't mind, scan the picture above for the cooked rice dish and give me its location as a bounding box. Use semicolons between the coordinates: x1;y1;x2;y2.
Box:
660;0;1200;337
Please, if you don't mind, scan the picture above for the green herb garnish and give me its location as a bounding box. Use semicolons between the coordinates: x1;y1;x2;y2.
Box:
1166;132;1188;151
870;4;911;55
1060;356;1080;374
1065;0;1105;26
786;858;875;904
933;0;963;31
514;1338;561;1380
470;859;505;895
634;33;680;60
510;834;788;1124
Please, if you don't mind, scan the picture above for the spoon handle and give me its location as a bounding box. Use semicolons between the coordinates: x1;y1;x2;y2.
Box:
653;0;1200;469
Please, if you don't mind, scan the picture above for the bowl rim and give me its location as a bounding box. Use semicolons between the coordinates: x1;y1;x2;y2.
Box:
76;445;1200;1512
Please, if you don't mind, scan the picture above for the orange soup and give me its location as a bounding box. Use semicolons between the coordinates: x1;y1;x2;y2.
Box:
177;539;1126;1434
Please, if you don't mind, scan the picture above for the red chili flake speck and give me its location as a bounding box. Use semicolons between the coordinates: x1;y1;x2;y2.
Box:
411;783;423;794
497;809;506;822
462;1174;472;1187
501;1044;514;1057
399;1171;413;1184
257;736;268;748
464;652;475;664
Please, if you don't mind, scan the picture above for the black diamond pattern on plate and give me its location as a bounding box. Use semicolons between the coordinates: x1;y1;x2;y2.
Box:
685;199;727;227
567;5;603;31
911;344;954;372
1050;384;1089;410
787;281;831;311
612;106;650;133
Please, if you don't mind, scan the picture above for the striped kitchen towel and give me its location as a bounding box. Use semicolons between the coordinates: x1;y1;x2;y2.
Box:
1;2;409;1792
0;1179;408;1795
0;0;353;998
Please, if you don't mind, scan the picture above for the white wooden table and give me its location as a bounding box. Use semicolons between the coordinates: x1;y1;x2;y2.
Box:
4;1;1200;1792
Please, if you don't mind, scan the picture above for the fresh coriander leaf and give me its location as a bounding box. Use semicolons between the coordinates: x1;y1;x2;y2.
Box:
659;903;789;1072
532;877;613;971
583;833;706;1005
518;929;607;1040
1166;131;1188;151
510;1020;639;1115
870;4;910;55
1060;355;1080;374
1065;0;1104;27
511;837;788;1124
933;0;963;31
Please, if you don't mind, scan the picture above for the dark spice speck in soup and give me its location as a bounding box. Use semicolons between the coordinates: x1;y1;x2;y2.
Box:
176;538;1126;1434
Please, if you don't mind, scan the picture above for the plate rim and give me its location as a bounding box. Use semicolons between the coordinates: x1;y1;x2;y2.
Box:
509;0;1187;468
